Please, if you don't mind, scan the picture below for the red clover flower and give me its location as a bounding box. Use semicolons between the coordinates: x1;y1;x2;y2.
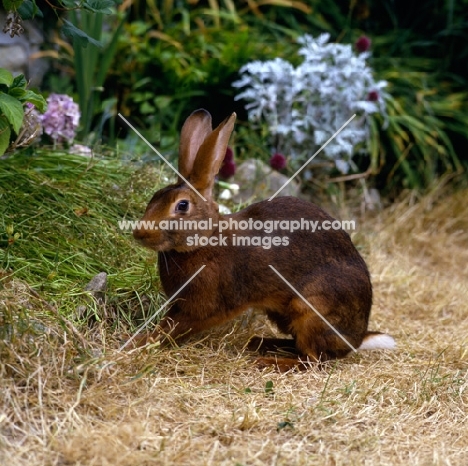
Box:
368;90;379;101
270;153;287;171
219;147;236;179
355;36;372;53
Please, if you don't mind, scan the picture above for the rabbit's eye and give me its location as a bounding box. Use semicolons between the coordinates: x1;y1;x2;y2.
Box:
176;200;190;213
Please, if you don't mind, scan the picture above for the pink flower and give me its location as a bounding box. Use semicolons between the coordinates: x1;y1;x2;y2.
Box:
41;94;80;143
355;36;371;53
270;153;287;171
367;90;379;101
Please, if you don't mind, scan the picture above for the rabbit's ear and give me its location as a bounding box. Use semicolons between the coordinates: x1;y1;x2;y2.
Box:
178;109;213;180
190;112;236;199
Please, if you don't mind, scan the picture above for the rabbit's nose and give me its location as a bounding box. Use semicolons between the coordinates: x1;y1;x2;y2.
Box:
133;227;148;242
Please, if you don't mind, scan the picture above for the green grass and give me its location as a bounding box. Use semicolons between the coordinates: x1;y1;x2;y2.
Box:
0;148;165;326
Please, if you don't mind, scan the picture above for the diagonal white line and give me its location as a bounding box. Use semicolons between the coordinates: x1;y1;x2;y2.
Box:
268;114;357;201
268;265;357;353
118;113;207;202
119;265;206;350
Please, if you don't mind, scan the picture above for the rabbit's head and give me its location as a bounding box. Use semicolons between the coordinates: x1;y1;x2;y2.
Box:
133;109;236;252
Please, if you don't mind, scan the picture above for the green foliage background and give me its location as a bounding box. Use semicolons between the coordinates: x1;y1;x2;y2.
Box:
4;0;468;192
100;0;467;193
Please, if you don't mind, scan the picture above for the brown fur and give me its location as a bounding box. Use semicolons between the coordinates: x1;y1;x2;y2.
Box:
133;109;388;371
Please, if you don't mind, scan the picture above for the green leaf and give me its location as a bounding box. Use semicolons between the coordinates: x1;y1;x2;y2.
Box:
0;117;12;156
6;75;46;113
2;0;24;10
62;19;103;49
154;96;172;110
0;92;25;134
8;88;26;99
140;101;155;114
21;91;47;113
83;0;116;14
61;0;79;7
95;14;126;87
0;69;13;87
11;74;27;89
277;421;294;431
17;0;42;19
264;380;274;394
9;88;47;112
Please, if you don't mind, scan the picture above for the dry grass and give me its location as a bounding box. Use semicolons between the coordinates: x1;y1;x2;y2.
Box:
1;186;468;465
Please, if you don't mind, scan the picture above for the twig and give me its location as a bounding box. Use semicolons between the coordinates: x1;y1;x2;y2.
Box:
328;168;373;183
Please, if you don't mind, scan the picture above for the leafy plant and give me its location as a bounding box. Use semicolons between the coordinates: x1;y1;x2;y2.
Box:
111;15;298;157
2;0;119;44
369;64;467;191
332;0;468;190
67;8;126;141
0;69;46;156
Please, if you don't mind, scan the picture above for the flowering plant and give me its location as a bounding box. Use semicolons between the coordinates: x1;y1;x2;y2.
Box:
41;94;80;144
233;33;387;175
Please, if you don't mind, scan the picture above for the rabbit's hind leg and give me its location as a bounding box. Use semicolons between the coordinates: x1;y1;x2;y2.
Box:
251;308;320;372
288;295;360;362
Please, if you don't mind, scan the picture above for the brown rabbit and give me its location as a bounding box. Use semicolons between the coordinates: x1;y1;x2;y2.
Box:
132;109;394;370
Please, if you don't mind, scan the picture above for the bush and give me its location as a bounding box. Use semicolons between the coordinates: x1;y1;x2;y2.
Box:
0;69;46;156
107;4;300;155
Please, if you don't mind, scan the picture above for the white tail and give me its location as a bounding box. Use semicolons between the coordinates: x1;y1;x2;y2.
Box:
358;333;396;351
